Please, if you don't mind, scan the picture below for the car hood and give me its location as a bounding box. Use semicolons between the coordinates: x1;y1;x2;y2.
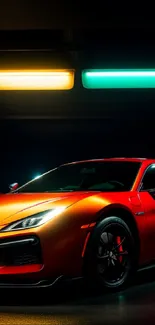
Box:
0;191;96;227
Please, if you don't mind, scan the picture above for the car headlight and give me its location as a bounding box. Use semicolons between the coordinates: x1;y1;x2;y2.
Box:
1;207;66;232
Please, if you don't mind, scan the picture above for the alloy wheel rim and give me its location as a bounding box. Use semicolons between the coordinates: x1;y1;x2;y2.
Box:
96;227;130;285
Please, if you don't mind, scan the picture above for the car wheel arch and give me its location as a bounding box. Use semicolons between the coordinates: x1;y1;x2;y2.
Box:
94;204;140;257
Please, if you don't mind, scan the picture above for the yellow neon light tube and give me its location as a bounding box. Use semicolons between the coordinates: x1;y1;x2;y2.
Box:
0;69;74;90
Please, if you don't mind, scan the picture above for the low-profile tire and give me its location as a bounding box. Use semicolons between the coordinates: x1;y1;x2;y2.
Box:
84;216;138;291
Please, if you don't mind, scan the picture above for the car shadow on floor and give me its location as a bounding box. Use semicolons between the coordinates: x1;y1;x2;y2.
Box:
0;266;155;306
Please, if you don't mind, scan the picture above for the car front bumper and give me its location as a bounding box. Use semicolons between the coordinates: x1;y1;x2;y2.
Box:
0;222;89;282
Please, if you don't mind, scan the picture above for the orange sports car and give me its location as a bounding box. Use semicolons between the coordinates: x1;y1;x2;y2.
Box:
0;157;155;290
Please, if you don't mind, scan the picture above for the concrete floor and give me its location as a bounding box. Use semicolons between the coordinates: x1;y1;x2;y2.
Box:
0;267;155;324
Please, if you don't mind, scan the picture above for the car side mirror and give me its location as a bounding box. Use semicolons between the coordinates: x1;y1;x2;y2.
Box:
9;182;19;192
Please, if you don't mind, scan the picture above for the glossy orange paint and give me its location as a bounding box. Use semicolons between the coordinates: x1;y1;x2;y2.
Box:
0;157;155;283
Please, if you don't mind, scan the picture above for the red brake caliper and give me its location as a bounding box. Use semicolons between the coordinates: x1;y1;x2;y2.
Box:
116;236;123;262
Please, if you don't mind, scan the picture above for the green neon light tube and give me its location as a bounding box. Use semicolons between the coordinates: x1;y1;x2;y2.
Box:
82;70;155;89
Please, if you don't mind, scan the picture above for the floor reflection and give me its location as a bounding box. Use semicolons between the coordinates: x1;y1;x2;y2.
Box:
0;266;155;307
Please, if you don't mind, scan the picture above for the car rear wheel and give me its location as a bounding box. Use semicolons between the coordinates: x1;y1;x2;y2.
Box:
84;216;137;291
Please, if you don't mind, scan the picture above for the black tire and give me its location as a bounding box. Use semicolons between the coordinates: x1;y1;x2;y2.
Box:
84;216;138;291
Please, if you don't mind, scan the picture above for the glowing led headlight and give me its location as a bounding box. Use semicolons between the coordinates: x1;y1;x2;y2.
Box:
1;207;65;232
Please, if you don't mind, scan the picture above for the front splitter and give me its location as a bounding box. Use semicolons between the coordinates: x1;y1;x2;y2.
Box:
0;275;63;288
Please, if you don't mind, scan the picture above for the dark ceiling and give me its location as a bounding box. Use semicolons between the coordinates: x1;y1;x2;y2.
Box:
0;1;154;189
0;2;155;119
0;1;152;30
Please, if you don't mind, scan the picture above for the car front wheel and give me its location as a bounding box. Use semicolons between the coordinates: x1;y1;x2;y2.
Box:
84;216;137;291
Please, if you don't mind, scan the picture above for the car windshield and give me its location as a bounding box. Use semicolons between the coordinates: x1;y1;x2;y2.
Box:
16;161;141;193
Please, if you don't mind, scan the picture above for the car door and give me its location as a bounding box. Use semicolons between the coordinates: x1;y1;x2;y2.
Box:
139;164;155;263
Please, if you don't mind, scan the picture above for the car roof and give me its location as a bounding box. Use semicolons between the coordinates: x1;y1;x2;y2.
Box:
63;157;155;166
16;157;155;192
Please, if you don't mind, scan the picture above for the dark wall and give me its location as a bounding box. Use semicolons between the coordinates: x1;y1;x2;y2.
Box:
0;116;152;192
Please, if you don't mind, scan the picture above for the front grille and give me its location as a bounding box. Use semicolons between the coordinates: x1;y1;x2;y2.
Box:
0;236;42;266
13;254;39;266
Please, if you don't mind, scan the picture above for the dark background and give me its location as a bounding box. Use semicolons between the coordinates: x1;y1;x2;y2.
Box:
0;2;155;192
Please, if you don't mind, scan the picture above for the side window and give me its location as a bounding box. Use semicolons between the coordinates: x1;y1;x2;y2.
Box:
141;165;155;191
